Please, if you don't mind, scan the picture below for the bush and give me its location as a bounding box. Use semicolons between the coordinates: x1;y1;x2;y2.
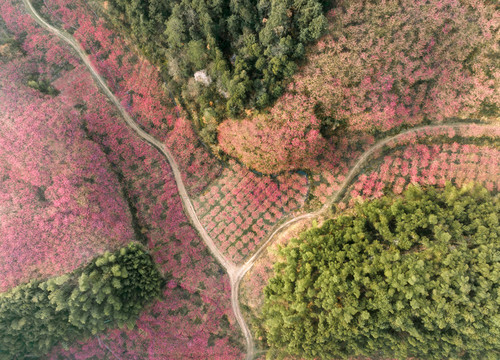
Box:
0;243;163;359
26;74;59;96
261;184;500;359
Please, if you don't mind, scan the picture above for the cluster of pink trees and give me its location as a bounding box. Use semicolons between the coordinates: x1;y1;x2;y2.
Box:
0;2;133;292
308;124;500;205
218;0;498;173
193;161;309;263
42;0;223;196
165;117;223;194
284;0;498;133
52;56;243;360
41;0;311;263
49;282;242;359
1;1;244;358
307;133;375;204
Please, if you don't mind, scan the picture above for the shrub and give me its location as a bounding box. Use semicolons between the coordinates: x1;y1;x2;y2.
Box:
0;243;163;359
261;184;500;359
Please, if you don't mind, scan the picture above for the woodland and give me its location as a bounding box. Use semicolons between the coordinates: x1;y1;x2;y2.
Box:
0;0;498;359
0;243;162;358
102;0;329;123
261;184;499;359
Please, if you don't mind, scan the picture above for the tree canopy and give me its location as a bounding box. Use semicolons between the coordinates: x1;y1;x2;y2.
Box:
261;184;500;359
218;93;326;174
103;0;328;120
0;243;163;359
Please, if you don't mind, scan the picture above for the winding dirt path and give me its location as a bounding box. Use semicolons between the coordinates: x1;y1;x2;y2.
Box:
22;2;496;359
20;0;253;355
232;121;497;358
21;0;235;275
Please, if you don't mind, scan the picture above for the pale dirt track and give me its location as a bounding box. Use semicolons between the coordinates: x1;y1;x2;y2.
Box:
232;122;497;359
22;2;496;359
20;0;251;355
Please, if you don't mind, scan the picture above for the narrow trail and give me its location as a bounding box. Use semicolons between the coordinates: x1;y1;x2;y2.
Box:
21;0;235;274
20;0;252;355
232;121;497;358
21;3;496;360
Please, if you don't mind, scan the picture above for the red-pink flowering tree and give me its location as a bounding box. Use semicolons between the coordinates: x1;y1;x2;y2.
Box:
218;94;326;174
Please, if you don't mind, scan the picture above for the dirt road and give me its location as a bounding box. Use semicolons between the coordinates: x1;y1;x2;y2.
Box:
22;2;496;359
